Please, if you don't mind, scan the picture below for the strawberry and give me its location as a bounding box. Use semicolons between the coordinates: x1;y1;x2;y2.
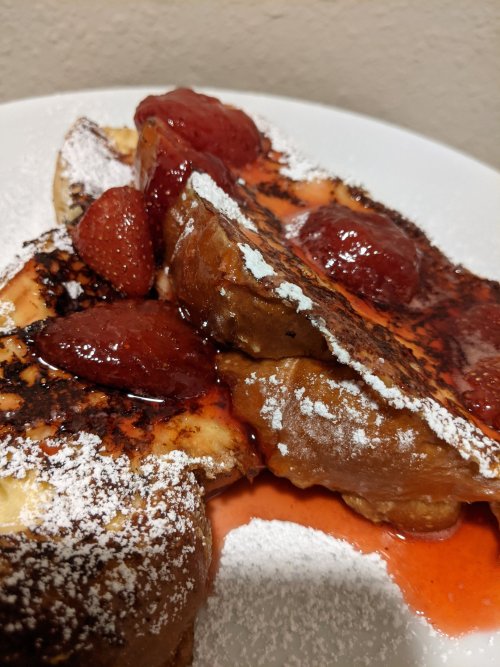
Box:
463;358;500;431
73;186;154;297
135;87;262;167
136;117;236;235
35;300;216;400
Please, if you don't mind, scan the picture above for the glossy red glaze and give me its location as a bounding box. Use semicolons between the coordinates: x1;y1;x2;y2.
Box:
297;202;421;307
208;474;500;637
36;300;216;400
455;303;500;351
447;303;500;429
73;186;154;297
463;358;500;430
136;117;235;231
135;87;262;167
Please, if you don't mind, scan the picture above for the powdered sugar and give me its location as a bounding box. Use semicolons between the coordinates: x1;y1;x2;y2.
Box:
60;118;133;199
277;442;289;456
0;430;208;655
0;227;74;292
247;362;418;462
0;300;15;334
238;243;276;279
253;115;329;182
62;280;83;300
190;172;257;232
193;519;498;666
261;395;285;430
275;281;313;312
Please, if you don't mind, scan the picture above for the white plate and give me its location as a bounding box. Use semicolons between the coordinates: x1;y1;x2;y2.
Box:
0;87;499;666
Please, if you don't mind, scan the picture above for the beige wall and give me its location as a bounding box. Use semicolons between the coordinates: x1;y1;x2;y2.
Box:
1;0;498;169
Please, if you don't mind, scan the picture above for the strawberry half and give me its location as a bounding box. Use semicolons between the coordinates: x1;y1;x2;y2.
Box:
73;186;154;297
136;116;236;236
35;300;216;400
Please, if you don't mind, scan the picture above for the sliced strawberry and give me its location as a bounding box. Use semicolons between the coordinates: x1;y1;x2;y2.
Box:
73;186;154;297
35;300;216;399
135;87;262;166
136;117;236;233
463;357;500;431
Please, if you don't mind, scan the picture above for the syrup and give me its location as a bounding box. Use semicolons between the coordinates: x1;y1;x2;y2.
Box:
208;473;500;636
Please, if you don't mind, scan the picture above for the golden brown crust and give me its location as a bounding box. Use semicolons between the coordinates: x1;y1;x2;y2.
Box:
0;232;259;664
341;495;461;533
164;178;499;479
163;194;329;360
217;351;500;530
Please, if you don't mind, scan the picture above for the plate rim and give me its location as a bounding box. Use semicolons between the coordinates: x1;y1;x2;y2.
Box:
1;84;498;178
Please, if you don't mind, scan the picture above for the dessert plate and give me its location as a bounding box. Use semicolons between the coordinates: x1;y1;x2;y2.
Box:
0;87;499;666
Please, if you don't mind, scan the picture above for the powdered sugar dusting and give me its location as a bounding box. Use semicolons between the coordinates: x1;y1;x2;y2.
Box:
251;362;420;461
0;431;207;655
277;442;289;456
190;172;257;232
261;394;284;430
275;281;313;312
0;227;74;291
254;115;329;182
238;243;275;279
193;519;494;666
310;317;500;478
60;118;132;199
0;300;15;334
62;280;83;300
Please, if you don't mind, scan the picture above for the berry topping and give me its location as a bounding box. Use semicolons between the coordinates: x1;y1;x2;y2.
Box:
446;303;500;430
463;357;500;431
297;203;421;307
73;186;154;297
35;300;216;400
136;117;235;228
135;87;262;167
455;303;500;351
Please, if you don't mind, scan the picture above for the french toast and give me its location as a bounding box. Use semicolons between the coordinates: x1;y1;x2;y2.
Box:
0;230;259;665
53;118;136;228
52;93;500;527
2;86;499;664
162;173;500;528
218;352;500;532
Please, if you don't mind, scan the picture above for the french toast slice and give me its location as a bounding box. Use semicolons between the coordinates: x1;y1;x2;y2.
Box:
53;119;136;228
0;234;258;494
53;112;500;518
163;174;500;480
0;231;259;665
217;352;500;532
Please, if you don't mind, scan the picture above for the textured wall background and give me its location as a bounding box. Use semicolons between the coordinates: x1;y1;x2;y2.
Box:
0;0;498;168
